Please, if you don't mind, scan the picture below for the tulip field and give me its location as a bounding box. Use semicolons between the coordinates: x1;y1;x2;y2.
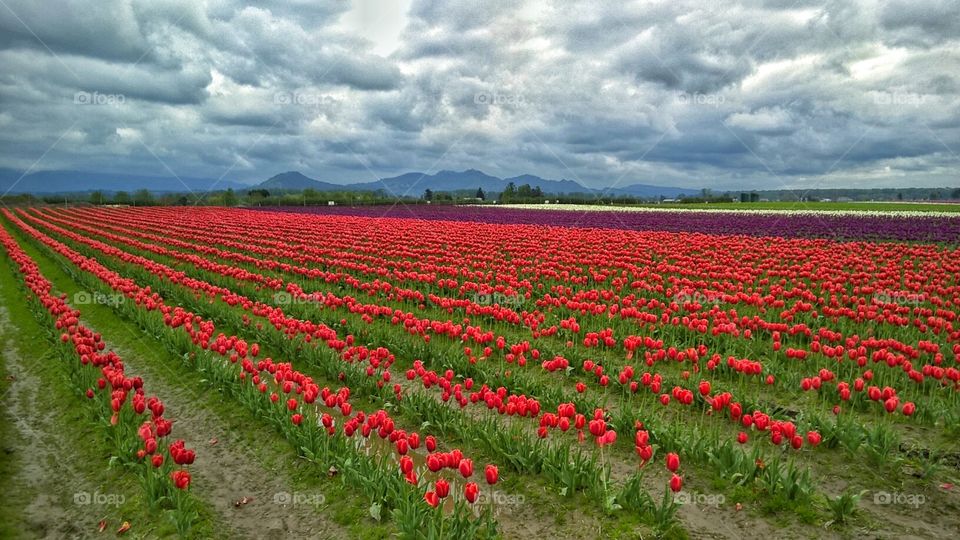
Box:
1;205;959;539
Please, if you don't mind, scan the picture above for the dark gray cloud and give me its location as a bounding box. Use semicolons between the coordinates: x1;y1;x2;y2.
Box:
1;0;958;190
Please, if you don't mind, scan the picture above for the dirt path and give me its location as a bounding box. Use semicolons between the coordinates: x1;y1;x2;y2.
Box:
0;305;97;539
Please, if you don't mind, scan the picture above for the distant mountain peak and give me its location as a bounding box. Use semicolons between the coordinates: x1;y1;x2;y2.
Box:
0;166;699;198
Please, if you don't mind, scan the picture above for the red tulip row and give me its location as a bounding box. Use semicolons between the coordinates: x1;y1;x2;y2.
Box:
16;210;585;424
52;207;956;350
15;210;960;480
7;206;840;530
16;208;634;499
3;209;510;521
30;211;856;447
13;209;928;454
19;205;960;535
11;205;960;537
0;221;195;503
12;212;645;519
36;207;958;410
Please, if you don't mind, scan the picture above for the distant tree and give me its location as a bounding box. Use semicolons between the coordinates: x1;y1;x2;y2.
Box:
113;191;131;204
931;191;940;200
423;188;433;201
749;192;759;203
475;187;485;200
531;186;543;198
517;184;533;198
89;190;105;205
500;182;516;202
951;188;960;200
247;189;270;198
897;192;904;201
740;192;749;203
223;188;238;207
132;189;153;206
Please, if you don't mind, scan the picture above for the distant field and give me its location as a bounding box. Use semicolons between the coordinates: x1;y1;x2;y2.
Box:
261;204;960;242
581;201;960;213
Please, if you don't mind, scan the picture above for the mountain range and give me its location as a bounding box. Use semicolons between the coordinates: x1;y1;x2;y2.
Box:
257;169;699;198
0;168;245;194
0;167;699;198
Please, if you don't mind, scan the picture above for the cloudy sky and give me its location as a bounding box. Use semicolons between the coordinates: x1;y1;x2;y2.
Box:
1;0;958;190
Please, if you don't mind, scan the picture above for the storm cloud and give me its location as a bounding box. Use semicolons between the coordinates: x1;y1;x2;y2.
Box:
0;0;957;190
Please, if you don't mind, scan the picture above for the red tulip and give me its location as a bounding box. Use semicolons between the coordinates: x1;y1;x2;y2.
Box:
902;402;916;416
465;482;479;503
790;435;803;450
771;431;783;445
424;491;439;507
737;432;748;444
638;444;653;462
435;479;450;498
485;464;499;485
669;474;683;493
666;452;680;472
806;431;821;447
399;455;414;475
171;470;191;490
459;458;474;478
588;419;606;438
884;397;898;413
